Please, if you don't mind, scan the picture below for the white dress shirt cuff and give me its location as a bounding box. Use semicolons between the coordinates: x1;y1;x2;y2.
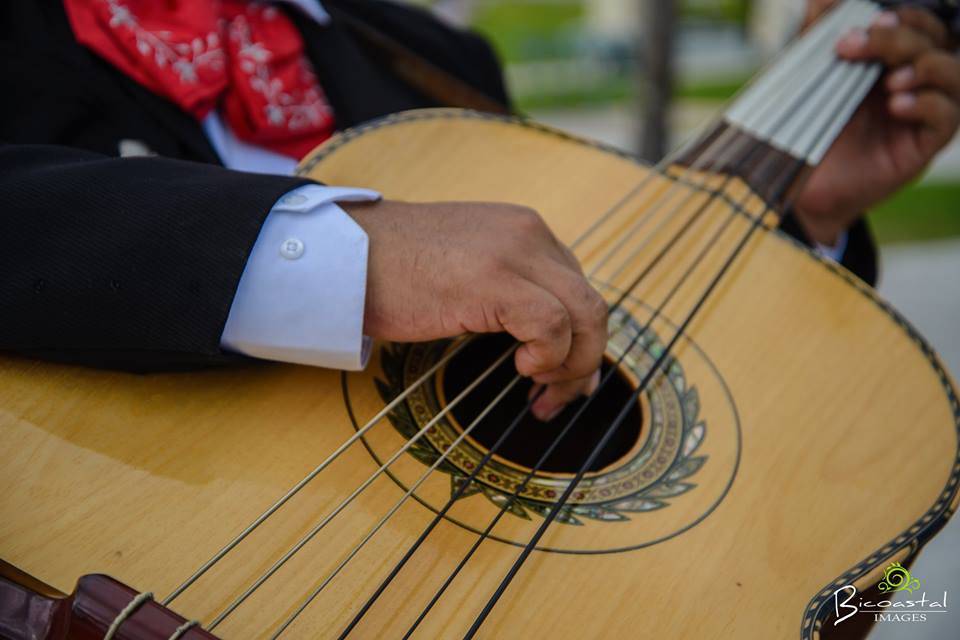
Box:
221;184;380;370
814;230;849;263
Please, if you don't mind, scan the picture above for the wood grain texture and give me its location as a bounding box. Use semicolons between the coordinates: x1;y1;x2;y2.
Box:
1;109;957;639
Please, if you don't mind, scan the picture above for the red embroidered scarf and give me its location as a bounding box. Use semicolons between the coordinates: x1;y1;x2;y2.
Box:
64;0;335;159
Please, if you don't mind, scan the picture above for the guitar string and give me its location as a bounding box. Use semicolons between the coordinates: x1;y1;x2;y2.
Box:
161;0;859;607
164;74;770;613
263;374;524;634
337;60;852;640
263;321;653;639
397;145;787;640
163;103;741;610
257;56;827;637
199;112;760;626
581;130;733;279
205;98;779;631
461;65;875;640
165;128;715;610
578;0;864;278
262;210;723;638
284;12;876;632
212;73;803;632
211;162;733;631
161;338;469;605
316;58;864;637
210;306;657;630
202;30;872;640
565;0;852;252
594;0;882;286
208;374;524;630
204;342;518;630
225;170;733;635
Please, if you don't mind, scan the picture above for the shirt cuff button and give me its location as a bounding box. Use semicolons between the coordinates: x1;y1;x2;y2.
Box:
280;237;305;260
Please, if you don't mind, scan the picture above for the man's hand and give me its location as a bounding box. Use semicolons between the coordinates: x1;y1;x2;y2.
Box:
344;199;607;422
796;2;960;244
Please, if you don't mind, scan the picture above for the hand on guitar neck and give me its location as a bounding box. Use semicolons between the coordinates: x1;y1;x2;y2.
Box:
343;199;607;422
796;1;960;245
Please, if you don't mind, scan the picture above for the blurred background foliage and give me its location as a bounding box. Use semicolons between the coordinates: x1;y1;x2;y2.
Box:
420;0;958;246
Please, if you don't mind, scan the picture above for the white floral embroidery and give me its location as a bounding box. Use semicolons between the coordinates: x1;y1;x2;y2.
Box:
102;0;224;84
227;8;331;132
98;0;330;133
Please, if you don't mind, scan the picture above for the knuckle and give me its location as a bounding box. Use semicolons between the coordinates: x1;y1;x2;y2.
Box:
542;305;570;338
510;205;547;232
480;248;513;276
890;30;915;57
873;27;923;61
922;52;960;86
588;290;609;325
479;259;507;284
931;96;954;122
566;353;598;378
491;299;512;326
898;7;946;42
914;54;935;81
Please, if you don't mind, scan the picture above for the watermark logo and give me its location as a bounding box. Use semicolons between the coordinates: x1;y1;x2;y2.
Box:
878;562;921;594
833;562;949;625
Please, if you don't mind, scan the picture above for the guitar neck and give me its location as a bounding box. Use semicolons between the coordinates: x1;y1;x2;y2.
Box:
677;0;884;211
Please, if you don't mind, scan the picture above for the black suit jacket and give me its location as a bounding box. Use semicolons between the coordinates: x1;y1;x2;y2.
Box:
0;0;873;371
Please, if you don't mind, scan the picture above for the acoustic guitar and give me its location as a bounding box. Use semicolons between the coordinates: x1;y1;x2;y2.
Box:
2;1;959;638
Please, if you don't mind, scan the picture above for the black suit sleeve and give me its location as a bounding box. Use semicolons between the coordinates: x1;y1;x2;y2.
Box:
0;143;312;371
779;211;878;287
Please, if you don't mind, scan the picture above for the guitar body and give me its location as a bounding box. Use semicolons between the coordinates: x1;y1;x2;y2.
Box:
1;109;958;639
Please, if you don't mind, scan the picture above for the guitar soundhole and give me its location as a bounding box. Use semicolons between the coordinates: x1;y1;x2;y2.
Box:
443;333;643;474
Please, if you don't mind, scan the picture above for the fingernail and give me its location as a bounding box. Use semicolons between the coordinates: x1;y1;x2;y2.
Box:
872;11;899;28
531;372;554;385
887;66;915;90
532;397;562;422
586;370;601;395
531;404;553;422
531;396;550;420
890;92;916;112
840;27;868;49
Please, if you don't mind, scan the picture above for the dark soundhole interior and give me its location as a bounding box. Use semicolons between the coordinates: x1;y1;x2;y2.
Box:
443;333;643;474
